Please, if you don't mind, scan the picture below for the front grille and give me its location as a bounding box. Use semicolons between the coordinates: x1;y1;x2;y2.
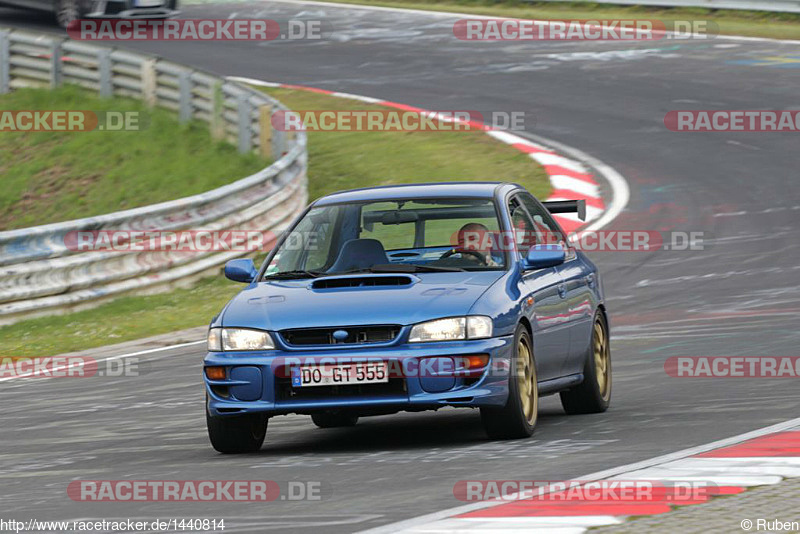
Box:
276;377;407;401
280;325;401;346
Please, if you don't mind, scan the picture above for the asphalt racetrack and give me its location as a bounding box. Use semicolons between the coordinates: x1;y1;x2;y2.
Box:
1;2;799;531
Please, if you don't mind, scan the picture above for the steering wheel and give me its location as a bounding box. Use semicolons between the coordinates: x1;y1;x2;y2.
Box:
439;248;487;265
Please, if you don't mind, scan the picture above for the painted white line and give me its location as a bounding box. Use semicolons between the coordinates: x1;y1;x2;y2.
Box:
582;417;800;480
631;465;800;477
331;91;384;104
515;131;630;235
358;416;800;533
460;516;622;526
613;472;786;486
0;340;204;383
698;457;800;465
486;130;548;151
549;175;600;197
399;516;620;533
397;517;619;533
227;76;283;88
650;457;800;474
263;0;800;45
529;153;588;174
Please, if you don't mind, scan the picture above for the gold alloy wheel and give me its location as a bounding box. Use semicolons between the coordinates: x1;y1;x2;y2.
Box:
593;319;611;400
517;337;538;425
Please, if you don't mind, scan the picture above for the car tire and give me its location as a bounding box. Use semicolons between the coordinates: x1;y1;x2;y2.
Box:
311;413;359;428
206;410;268;454
480;324;537;440
560;311;612;415
54;0;83;29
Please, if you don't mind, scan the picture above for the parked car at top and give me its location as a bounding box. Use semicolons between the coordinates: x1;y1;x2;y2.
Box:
1;0;179;28
204;182;612;453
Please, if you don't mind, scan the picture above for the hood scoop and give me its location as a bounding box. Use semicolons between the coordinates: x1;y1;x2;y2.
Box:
311;275;414;290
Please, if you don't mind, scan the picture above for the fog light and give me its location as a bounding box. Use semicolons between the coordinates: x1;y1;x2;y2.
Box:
205;366;226;380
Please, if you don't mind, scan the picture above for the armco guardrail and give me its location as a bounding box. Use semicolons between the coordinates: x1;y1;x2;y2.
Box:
526;0;800;13
0;28;308;325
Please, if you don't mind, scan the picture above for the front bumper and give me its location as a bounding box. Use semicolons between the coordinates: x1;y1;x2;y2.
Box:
204;336;514;417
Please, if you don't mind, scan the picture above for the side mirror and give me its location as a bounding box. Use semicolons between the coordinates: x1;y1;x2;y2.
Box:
224;258;257;283
522;244;566;270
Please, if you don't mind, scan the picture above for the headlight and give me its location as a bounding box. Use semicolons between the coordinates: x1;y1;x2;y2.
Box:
207;328;222;351
466;316;493;339
409;316;493;343
207;328;275;351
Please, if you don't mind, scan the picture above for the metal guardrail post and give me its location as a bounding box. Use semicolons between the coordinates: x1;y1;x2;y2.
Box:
237;93;252;154
50;41;62;89
210;81;224;140
141;58;157;106
259;104;273;159
98;48;112;97
178;70;192;123
0;31;9;94
272;121;286;161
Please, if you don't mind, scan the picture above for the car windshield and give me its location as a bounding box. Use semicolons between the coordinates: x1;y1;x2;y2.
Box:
263;197;506;278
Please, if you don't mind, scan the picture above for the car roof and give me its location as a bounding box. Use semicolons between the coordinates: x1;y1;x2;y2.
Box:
313;182;521;206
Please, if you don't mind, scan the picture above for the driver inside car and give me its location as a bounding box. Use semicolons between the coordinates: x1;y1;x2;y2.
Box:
436;222;500;267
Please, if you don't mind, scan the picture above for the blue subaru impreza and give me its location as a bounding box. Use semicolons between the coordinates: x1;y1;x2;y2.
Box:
204;182;610;453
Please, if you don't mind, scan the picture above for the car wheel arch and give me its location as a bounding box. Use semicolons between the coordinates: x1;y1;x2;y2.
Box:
516;317;536;374
596;303;608;324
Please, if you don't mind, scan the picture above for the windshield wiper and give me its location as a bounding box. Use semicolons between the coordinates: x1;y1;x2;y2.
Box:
263;270;324;280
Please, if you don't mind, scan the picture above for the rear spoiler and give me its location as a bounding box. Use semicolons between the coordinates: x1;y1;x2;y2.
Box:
542;200;586;221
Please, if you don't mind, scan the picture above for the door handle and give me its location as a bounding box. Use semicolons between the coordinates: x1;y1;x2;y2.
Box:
557;284;567;298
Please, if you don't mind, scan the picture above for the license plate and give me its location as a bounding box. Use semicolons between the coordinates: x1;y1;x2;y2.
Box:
135;0;163;6
291;362;389;387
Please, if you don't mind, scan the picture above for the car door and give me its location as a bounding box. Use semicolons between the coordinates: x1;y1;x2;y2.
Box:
518;192;594;377
508;194;570;381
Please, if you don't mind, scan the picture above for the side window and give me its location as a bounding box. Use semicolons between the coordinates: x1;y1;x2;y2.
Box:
274;206;340;273
304;221;334;271
508;195;537;258
518;193;567;248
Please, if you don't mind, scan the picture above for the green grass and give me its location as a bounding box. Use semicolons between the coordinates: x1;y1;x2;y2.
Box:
0;85;269;230
0;85;548;357
263;87;549;200
0;277;241;358
307;0;800;40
